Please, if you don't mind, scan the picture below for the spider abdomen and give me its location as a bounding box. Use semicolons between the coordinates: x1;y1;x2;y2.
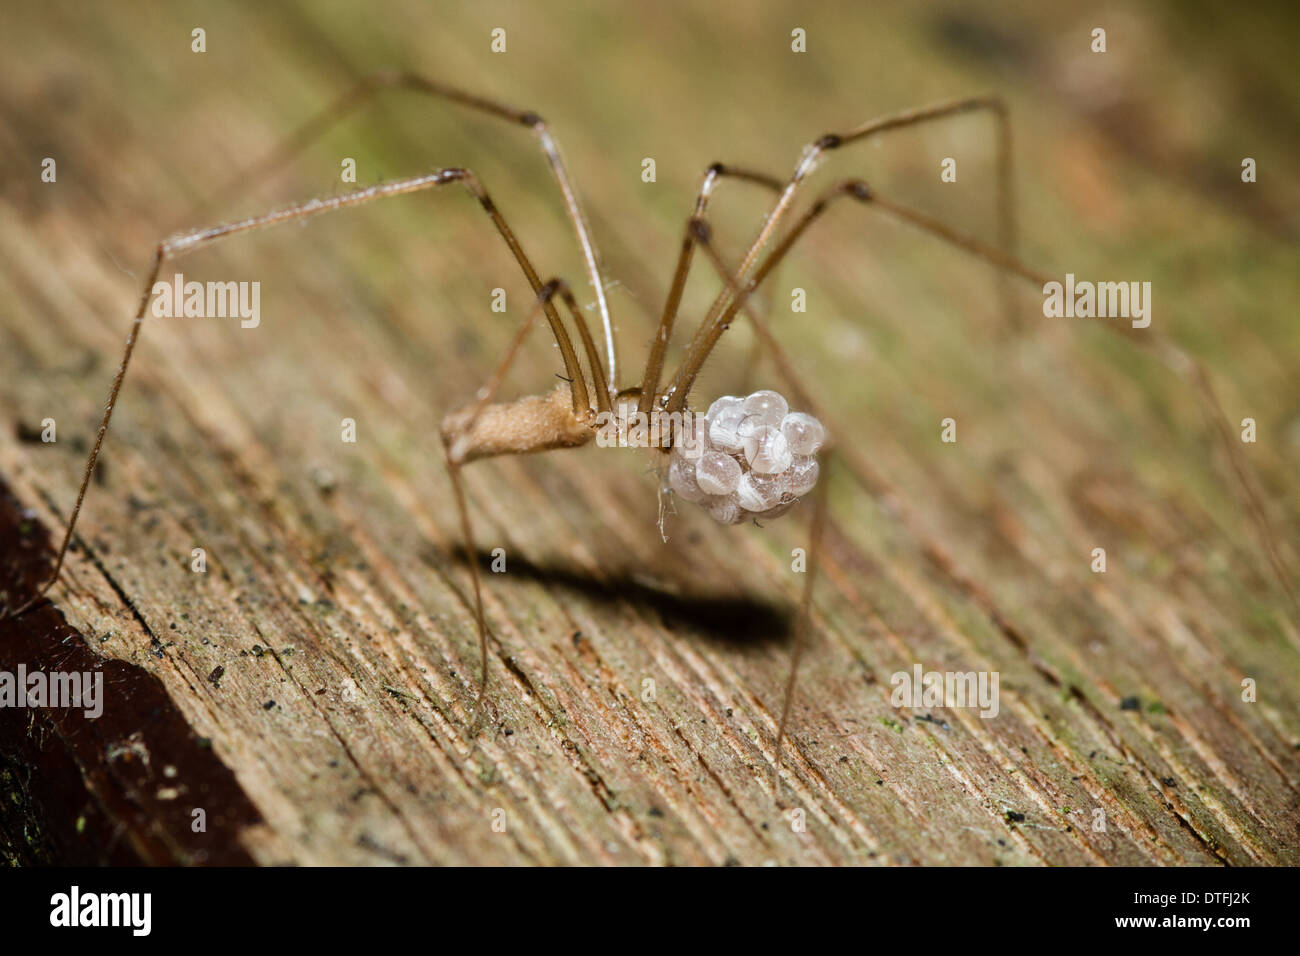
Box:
442;385;595;465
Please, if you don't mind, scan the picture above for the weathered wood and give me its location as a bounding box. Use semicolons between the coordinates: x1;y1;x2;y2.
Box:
1;2;1298;865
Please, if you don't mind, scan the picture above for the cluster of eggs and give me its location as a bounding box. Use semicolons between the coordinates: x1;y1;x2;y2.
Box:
668;389;825;524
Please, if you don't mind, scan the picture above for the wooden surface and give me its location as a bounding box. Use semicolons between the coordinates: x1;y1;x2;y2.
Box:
1;1;1298;865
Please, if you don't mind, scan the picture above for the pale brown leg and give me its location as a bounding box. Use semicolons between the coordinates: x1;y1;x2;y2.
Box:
666;177;1047;413
636;163;784;415
440;279;593;702
672;96;1019;385
633;166;837;784
679;177;1297;776
774;452;831;796
679;183;1039;787
2;170;595;618
688;225;835;789
675;176;1294;615
193;69;619;394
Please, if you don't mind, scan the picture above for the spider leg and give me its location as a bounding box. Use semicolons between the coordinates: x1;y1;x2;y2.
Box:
1;169;598;619
668;177;1048;410
738;304;770;395
775;451;831;799
688;225;836;791
675;173;1295;777
629;164;832;786
636;162;784;414
193;69;618;393
674;95;1020;381
674;177;1295;615
440;278;596;714
691;220;962;791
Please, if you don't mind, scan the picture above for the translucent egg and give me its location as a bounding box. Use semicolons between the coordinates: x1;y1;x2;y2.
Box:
696;450;741;495
781;412;825;457
743;425;792;475
736;471;784;512
708;405;747;454
787;456;820;497
705;493;744;525
706;395;744;420
674;414;710;459
743;389;788;426
669;455;707;502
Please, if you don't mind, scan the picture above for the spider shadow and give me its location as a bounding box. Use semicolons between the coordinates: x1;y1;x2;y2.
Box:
449;545;794;650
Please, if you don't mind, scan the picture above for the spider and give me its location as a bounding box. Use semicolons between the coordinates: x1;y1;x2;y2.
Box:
2;70;1267;785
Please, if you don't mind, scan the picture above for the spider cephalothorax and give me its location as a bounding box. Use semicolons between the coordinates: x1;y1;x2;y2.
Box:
668;389;825;524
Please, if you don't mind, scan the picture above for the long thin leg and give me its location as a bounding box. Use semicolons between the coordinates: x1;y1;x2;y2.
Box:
774;449;831;795
684;185;1295;784
1;169;595;618
674;96;1018;386
1186;358;1297;615
667;177;1046;412
659;215;828;785
637;162;784;416
687;225;837;786
195;69;619;395
692;220;821;420
554;282;612;414
634;170;844;783
683;178;1295;622
440;279;585;698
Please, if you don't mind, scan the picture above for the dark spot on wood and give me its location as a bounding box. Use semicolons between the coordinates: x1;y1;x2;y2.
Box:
0;477;262;863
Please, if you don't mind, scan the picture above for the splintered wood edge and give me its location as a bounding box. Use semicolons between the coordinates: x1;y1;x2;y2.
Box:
0;477;263;865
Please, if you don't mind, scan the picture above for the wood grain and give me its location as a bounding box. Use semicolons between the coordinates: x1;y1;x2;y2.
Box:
1;0;1298;865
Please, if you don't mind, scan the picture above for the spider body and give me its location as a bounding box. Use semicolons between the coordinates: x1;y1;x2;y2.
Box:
442;385;595;465
4;71;1071;781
